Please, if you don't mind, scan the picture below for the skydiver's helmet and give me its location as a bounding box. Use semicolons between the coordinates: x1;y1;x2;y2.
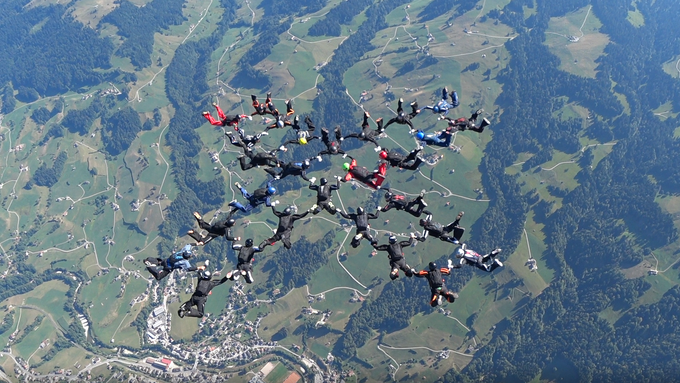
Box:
227;218;236;227
357;207;364;215
359;132;366;139
384;191;393;200
342;162;351;171
419;218;427;227
277;120;285;129
330;144;339;154
320;178;328;185
245;239;254;247
455;247;465;258
379;150;388;160
299;137;308;145
416;131;425;140
433;105;440;113
267;186;277;195
303;160;310;168
389;235;397;244
429;262;437;271
245;135;255;141
198;269;212;280
182;245;193;259
283;206;293;215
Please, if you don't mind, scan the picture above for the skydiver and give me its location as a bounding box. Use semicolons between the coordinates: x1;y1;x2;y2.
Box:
454;243;503;272
226;239;264;284
238;148;284;171
187;211;240;246
225;128;268;153
414;261;459;307
264;159;313;182
228;181;279;213
260;205;311;250
251;93;274;116
280;115;320;149
339;207;380;248
414;211;465;244
421;87;459;115
177;266;229;318
378;147;424;170
144;245;201;281
342;157;388;189
441;109;490;133
316;124;347;159
343;112;383;149
381;190;431;217
372;234;416;280
415;129;454;148
265;100;296;131
309;176;341;215
202;102;251;128
382;98;420;131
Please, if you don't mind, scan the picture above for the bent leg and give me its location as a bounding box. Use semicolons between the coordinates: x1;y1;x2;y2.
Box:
214;104;226;120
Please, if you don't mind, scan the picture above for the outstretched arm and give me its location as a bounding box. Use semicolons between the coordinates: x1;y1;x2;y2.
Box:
271;205;282;217
414;270;428;278
338;211;351;220
367;211;380;220
373;244;388;251
400;237;414;247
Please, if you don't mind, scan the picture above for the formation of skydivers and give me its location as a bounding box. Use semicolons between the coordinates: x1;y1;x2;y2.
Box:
145;88;500;318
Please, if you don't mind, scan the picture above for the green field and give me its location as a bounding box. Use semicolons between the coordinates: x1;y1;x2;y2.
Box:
543;5;609;78
265;362;290;383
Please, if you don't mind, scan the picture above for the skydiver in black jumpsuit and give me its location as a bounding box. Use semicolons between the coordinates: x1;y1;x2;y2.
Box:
315;123;346;159
260;206;310;250
415;262;459;307
441;109;490;133
309;177;341;215
414;211;465;244
187;211;240;246
226;128;268;154
251;92;274;116
280;115;320;150
265;100;296;131
382;98;420;131
373;235;416;280
381;190;431;217
264;160;312;181
339;207;380;248
227;239;264;284
343;111;383;149
178;269;229;318
239;148;283;171
378;147;423;170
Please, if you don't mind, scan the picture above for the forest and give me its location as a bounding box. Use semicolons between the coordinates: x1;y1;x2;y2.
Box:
102;0;187;69
29;151;68;188
0;0;113;97
102;107;143;156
